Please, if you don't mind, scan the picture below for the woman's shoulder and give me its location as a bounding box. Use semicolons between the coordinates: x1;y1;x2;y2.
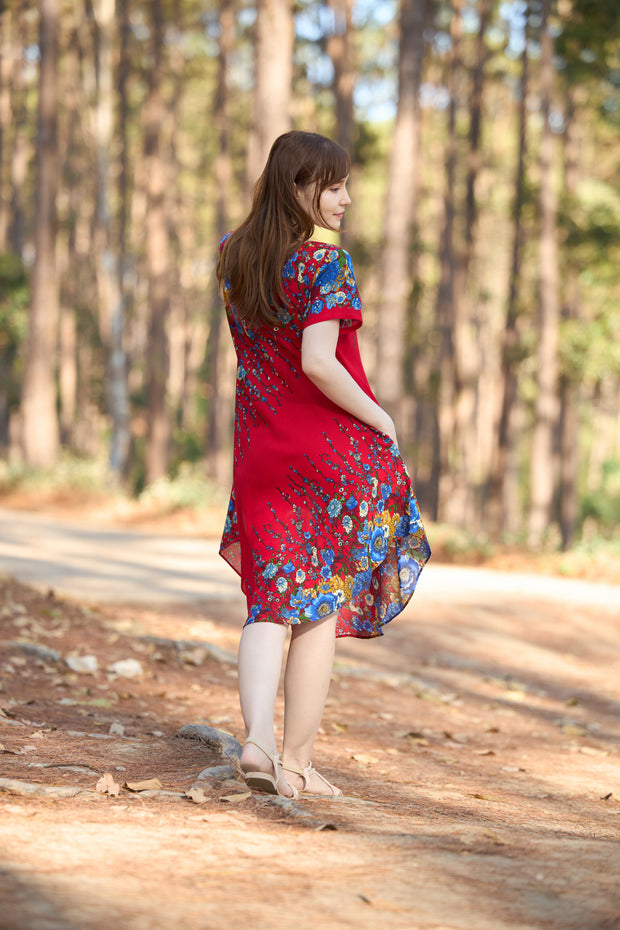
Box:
291;239;354;278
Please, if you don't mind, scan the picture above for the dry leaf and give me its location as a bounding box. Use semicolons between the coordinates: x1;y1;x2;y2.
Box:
561;724;588;738
331;722;348;733
473;749;495;756
351;753;377;766
96;773;121;797
221;790;252;803
124;778;162;792
185;786;208;804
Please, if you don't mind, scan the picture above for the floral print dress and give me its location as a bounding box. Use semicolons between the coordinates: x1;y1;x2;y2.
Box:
220;238;430;638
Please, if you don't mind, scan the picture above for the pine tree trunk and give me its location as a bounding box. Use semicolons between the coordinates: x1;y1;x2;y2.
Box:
205;0;235;482
325;0;354;154
144;0;170;485
489;22;529;538
87;0;131;481
450;0;491;528
375;0;429;433
21;0;60;468
0;4;12;251
558;88;580;549
434;0;463;523
8;0;27;258
528;0;559;547
246;0;294;189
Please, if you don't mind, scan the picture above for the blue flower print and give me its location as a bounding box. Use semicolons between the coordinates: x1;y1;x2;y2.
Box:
352;569;372;597
320;565;332;581
321;547;335;566
283;561;295;574
359;500;369;517
345;496;357;510
398;557;419;597
276;576;288;593
263;563;277;580
305;591;338;621
327;499;342;518
295;568;306;583
369;526;388;563
342;515;353;534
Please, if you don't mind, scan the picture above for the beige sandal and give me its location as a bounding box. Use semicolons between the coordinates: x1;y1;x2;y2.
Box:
281;761;342;797
242;738;298;799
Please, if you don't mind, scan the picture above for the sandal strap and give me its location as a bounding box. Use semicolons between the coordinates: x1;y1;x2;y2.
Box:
281;761;339;795
244;737;278;767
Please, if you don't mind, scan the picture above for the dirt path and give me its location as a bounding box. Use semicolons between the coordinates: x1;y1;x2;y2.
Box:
1;508;620;930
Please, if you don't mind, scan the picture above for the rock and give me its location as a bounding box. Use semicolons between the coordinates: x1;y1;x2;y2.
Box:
194;764;239;783
107;658;143;680
66;654;99;673
109;722;125;736
8;642;61;663
177;724;242;761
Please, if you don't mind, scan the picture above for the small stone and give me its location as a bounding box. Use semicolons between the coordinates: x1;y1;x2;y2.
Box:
107;659;143;680
66;655;99;674
109;722;125;736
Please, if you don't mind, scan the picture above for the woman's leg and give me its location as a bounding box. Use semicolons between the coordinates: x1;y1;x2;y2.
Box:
237;620;294;796
281;612;341;795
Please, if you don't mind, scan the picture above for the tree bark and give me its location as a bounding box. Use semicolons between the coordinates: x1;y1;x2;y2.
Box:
490;16;529;538
375;0;429;433
8;0;27;258
205;0;235;482
528;0;560;546
144;0;170;485
325;0;355;155
246;0;294;189
558;87;580;549
21;0;60;468
433;0;463;523
0;3;12;251
90;0;131;482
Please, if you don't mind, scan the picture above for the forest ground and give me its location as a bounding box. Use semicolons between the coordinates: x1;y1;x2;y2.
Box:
0;504;619;930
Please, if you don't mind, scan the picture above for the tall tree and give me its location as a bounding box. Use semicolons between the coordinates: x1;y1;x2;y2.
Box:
490;16;530;538
528;0;560;546
325;0;355;155
433;0;463;523
91;0;130;482
375;0;430;432
205;0;235;482
144;0;171;485
246;0;294;188
21;0;60;468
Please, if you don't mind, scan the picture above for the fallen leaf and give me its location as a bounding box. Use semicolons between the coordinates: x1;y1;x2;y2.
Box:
331;722;348;733
561;724;588;738
473;749;495;756
185;786;208;804
220;790;252;803
96;773;121;797
471;793;502;802
124;778;162;792
351;753;378;766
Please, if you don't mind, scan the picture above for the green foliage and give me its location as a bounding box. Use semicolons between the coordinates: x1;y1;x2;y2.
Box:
580;458;620;539
0;253;28;420
138;461;227;513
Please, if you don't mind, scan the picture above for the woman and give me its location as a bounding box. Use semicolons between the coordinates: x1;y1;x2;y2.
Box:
217;130;430;799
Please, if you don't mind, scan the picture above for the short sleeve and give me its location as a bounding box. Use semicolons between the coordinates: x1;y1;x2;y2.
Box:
303;247;363;331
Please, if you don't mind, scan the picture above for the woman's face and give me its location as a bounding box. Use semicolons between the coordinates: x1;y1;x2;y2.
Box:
295;177;351;231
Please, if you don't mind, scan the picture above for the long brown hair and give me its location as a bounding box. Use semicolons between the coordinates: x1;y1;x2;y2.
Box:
217;131;350;328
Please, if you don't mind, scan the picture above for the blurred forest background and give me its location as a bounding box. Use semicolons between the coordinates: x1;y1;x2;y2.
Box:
0;0;619;553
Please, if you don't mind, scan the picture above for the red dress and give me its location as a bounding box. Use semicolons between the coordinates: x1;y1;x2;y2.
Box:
220;239;430;638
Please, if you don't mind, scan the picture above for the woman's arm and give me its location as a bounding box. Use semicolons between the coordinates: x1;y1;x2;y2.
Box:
301;318;398;447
